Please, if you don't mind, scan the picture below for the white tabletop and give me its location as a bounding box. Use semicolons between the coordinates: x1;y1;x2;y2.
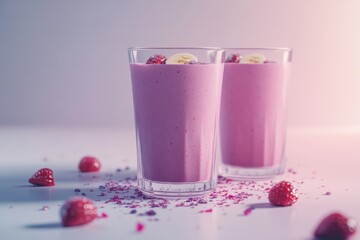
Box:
0;126;359;240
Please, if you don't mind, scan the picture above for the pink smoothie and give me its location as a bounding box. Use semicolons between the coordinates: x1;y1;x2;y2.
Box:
220;63;290;168
130;63;223;182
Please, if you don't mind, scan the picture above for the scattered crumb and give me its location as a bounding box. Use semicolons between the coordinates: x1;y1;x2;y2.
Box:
41;205;49;211
136;222;145;232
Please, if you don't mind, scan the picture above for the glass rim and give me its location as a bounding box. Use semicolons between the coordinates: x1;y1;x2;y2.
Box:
128;47;224;51
128;47;291;53
223;47;292;52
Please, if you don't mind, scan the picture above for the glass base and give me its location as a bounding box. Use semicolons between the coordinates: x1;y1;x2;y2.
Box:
137;178;216;198
219;162;286;180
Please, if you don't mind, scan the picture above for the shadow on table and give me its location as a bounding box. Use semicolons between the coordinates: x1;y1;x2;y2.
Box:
247;202;278;209
25;223;62;229
0;169;137;203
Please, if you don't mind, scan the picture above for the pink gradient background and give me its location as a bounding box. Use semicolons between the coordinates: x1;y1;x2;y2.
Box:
0;0;359;128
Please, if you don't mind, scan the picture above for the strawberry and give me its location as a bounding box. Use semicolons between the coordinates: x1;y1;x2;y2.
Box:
146;54;166;64
79;156;101;172
268;181;298;206
28;168;55;186
314;212;357;240
61;197;98;227
225;54;241;63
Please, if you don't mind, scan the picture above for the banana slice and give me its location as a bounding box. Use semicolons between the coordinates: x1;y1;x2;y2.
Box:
166;53;198;64
240;53;266;64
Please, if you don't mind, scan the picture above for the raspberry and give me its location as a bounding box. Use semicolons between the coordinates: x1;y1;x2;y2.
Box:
61;197;98;227
314;212;357;240
268;181;298;206
28;168;55;186
79;156;101;172
225;54;241;63
146;54;166;64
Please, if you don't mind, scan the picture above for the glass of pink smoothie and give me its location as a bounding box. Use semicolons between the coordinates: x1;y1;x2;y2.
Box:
220;48;292;179
128;47;224;197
